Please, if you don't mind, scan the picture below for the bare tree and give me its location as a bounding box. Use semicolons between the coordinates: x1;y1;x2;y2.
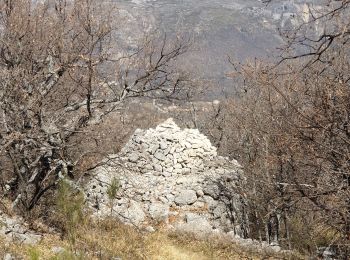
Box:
198;0;350;255
0;0;190;211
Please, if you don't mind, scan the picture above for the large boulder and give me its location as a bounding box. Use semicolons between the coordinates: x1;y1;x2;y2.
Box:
84;118;248;236
174;190;197;206
120;200;146;225
175;213;213;234
148;203;169;222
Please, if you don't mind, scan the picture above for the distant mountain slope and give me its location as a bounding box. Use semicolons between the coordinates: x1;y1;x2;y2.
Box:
114;0;323;95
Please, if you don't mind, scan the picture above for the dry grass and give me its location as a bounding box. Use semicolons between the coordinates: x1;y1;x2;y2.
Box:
0;218;304;260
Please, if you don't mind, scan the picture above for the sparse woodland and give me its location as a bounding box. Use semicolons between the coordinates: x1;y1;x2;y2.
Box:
0;0;189;211
0;0;349;259
200;0;350;256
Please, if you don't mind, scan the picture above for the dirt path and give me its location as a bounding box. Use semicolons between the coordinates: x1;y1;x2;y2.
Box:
151;243;209;260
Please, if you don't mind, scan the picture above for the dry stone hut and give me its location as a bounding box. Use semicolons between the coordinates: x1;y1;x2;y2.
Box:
85;118;248;236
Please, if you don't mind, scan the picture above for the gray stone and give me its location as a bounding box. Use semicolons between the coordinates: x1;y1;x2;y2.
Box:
154;151;166;161
0;211;43;246
170;146;176;154
174;190;197;206
213;204;227;218
7;232;42;245
141;143;149;150
163;147;170;155
192;143;203;149
159;196;168;204
164;158;172;166
159;141;168;150
182;168;191;175
171;168;181;174
164;166;174;173
144;164;153;171
145;226;156;233
187;150;198;157
176;146;184;153
153;164;162;172
203;184;220;199
122;201;145;225
173;163;182;169
192;201;205;208
196;189;204;197
128;153;139;163
149;203;169;221
133;135;142;144
270;245;281;252
165;194;175;202
184;142;192;149
3;254;13;260
150;144;158;155
179;213;213;233
203;195;218;209
317;247;336;259
162;171;172;177
52;246;65;254
175;177;186;184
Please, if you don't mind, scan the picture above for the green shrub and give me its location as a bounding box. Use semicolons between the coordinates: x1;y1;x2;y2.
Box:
106;177;120;215
28;247;40;260
56;179;85;249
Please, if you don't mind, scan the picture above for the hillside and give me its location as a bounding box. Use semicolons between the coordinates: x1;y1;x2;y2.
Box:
114;0;323;94
0;0;348;259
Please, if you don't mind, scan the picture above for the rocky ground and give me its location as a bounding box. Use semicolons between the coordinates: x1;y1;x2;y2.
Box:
0;210;41;246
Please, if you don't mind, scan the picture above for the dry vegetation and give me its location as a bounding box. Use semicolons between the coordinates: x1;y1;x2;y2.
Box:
0;218;303;260
0;0;349;259
189;0;350;257
0;0;189;212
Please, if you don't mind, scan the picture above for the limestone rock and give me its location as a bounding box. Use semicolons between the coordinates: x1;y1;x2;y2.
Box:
154;151;166;161
176;213;213;234
159;141;168;150
196;189;204;197
153;164;162;172
121;201;145;225
174;190;197;206
203;184;221;199
145;226;156;233
128;153;139;163
3;254;14;260
213;204;227;218
0;210;42;245
51;246;65;254
148;203;169;221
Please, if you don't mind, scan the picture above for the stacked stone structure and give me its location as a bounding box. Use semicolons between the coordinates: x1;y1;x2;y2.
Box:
85;118;248;236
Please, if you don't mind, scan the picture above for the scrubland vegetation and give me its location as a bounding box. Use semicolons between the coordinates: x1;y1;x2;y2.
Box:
0;220;303;259
0;0;349;259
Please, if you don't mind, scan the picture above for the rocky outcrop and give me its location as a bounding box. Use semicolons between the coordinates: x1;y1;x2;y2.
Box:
85;118;248;236
0;210;42;245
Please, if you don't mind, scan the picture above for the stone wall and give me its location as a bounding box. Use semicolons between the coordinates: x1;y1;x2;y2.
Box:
85;118;248;236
